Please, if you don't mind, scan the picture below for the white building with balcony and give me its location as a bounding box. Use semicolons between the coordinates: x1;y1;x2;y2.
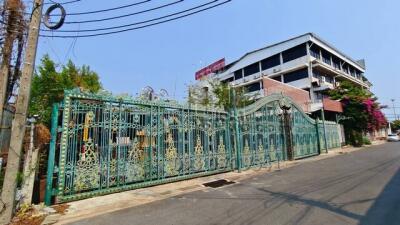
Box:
194;33;371;116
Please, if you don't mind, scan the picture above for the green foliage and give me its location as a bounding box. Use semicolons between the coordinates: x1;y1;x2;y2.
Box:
328;81;387;146
348;130;363;147
329;80;372;101
328;81;370;132
391;120;400;131
16;171;24;188
188;79;255;110
210;81;254;110
29;55;102;126
362;137;372;145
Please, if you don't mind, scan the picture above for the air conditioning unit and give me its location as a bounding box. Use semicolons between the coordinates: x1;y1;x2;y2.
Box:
273;68;281;73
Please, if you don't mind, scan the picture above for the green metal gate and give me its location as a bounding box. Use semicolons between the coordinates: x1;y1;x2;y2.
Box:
45;90;342;204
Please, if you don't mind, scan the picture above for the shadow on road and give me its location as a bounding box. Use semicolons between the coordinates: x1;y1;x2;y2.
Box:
254;165;400;225
359;167;400;225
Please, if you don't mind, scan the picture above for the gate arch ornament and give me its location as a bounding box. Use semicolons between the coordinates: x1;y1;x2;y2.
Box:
236;94;321;167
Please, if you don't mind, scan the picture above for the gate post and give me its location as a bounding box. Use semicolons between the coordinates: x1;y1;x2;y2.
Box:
283;109;294;161
315;118;321;154
45;103;59;205
230;88;241;172
320;109;328;153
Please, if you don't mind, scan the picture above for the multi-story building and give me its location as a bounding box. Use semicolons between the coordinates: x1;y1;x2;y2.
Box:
194;33;371;117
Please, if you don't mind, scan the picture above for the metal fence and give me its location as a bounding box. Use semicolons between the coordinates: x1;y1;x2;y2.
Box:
45;90;342;204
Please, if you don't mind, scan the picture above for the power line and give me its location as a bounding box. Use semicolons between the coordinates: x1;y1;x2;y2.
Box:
53;0;151;15
40;0;231;38
44;0;82;5
63;0;183;24
41;0;224;34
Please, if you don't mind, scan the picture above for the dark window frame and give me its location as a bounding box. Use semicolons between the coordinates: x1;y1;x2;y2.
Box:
322;50;331;65
261;54;280;70
271;76;282;82
244;82;261;92
243;62;260;77
283;68;309;83
234;70;243;80
310;44;321;59
282;44;307;63
221;77;234;84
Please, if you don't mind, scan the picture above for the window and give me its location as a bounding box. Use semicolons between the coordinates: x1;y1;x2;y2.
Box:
310;44;321;59
272;76;282;82
342;64;349;74
282;44;307;63
244;82;261;92
243;62;260;77
322;50;331;65
349;67;355;77
234;70;243;80
221;77;234;84
332;56;341;70
283;68;309;83
313;70;321;79
325;76;334;84
261;54;280;70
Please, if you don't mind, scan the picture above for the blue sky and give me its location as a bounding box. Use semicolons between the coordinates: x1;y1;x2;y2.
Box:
36;0;400;120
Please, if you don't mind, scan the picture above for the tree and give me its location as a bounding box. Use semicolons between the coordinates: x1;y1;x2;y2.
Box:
391;120;400;132
29;55;102;126
210;81;254;110
328;81;387;146
188;78;255;110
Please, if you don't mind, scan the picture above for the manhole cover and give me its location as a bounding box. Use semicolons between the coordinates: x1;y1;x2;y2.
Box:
203;179;235;188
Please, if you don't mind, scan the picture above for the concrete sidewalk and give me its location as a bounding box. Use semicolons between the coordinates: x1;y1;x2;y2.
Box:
49;141;385;225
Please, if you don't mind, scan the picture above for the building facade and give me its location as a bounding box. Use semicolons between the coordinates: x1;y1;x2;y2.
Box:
194;33;371;115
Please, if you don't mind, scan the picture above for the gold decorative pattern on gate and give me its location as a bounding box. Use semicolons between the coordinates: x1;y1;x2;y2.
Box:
74;138;99;191
125;137;145;182
243;140;251;167
165;131;178;176
194;136;204;171
257;140;265;164
217;136;226;168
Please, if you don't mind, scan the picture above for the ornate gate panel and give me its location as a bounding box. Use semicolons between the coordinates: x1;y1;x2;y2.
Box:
236;94;324;165
55;90;231;202
291;105;319;159
47;91;343;204
236;96;287;169
319;121;341;150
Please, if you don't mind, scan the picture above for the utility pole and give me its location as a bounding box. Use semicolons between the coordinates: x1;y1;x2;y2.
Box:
0;0;18;125
0;0;43;223
391;99;398;121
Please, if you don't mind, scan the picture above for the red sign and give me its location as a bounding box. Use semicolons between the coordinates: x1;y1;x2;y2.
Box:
195;58;225;80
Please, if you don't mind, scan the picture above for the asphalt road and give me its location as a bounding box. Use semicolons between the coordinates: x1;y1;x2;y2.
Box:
71;142;400;225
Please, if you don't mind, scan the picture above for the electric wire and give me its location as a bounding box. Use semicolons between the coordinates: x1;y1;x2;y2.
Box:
40;0;231;38
42;0;219;33
44;0;82;5
52;0;151;15
63;0;183;24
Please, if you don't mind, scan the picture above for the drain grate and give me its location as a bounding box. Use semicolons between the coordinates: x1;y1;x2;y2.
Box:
203;179;235;188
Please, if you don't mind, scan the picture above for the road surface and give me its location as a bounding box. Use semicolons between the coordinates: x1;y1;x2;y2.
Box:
71;142;400;225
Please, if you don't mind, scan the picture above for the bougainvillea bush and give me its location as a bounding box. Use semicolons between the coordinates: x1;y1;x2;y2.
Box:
329;81;387;146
